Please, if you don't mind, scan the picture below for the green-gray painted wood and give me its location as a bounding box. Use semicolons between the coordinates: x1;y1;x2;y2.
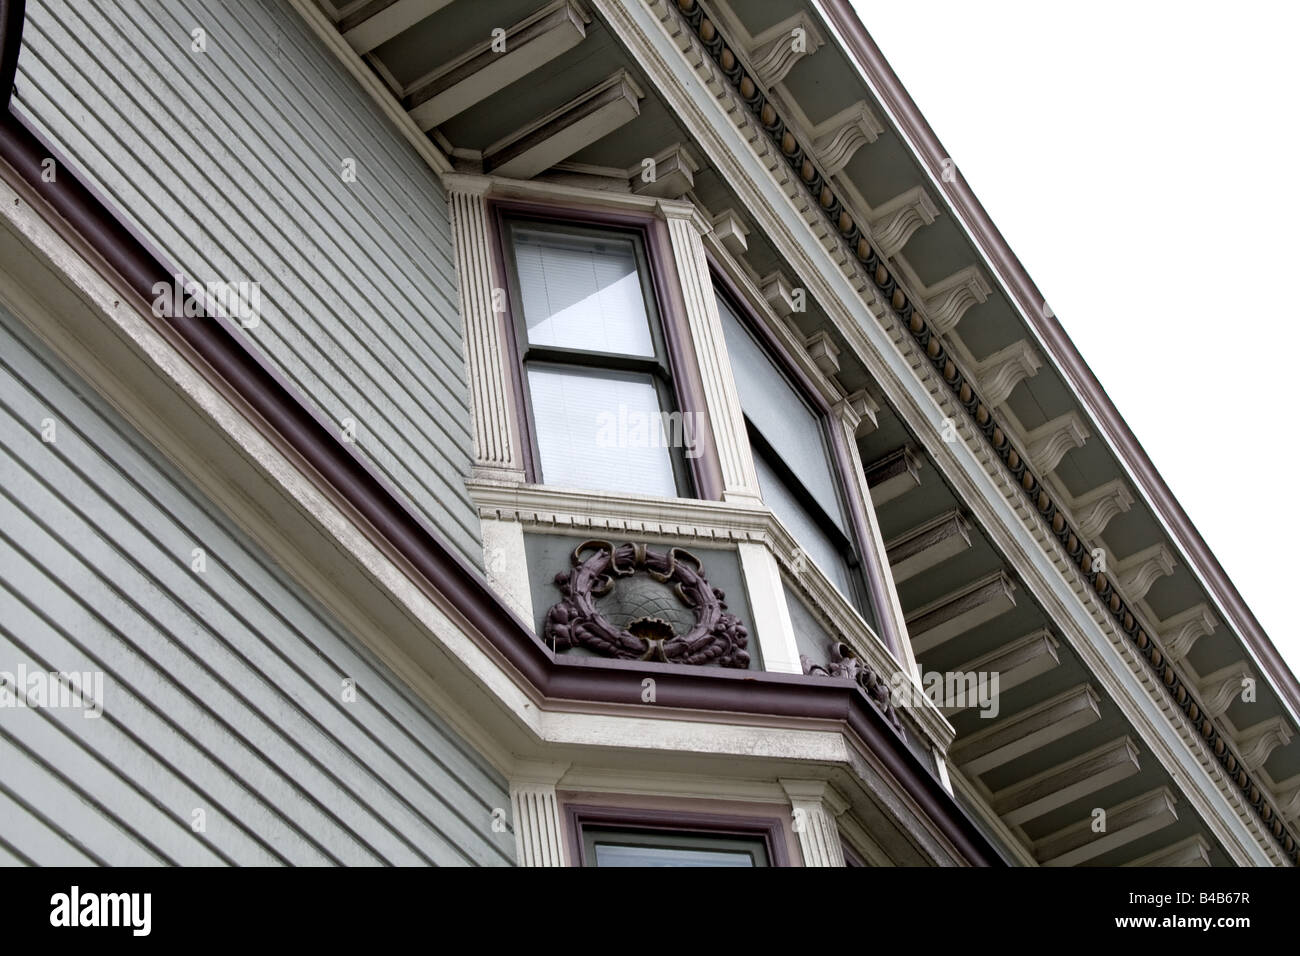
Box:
12;0;483;569
785;586;834;670
0;305;515;866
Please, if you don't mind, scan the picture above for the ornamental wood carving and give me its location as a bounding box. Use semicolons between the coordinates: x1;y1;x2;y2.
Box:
802;642;901;732
544;540;749;668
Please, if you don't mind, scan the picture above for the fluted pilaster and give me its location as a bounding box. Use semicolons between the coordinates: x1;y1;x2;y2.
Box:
447;177;526;480
781;779;847;866
660;201;761;503
510;766;568;866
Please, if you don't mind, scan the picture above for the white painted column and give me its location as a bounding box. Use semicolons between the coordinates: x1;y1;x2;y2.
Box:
781;779;847;866
737;541;803;674
658;199;762;504
480;514;534;624
510;762;570;866
445;174;527;482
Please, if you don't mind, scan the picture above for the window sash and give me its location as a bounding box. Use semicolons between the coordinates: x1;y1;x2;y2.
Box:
750;429;861;604
716;292;849;532
512;225;657;358
501;216;694;497
525;363;680;498
504;218;673;371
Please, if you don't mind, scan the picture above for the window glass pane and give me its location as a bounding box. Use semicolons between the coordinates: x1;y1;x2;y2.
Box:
717;294;847;531
753;448;855;599
514;227;655;357
582;827;770;866
593;843;756;867
526;365;677;497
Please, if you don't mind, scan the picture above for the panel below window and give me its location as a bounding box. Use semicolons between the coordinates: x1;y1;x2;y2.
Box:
526;364;678;497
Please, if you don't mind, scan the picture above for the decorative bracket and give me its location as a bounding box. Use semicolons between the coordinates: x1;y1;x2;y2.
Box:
802;641;901;731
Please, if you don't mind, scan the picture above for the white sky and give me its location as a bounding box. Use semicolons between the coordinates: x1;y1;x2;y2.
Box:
849;0;1299;675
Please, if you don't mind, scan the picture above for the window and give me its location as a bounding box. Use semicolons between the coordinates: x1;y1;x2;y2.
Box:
715;290;868;612
581;827;771;867
501;218;694;498
566;805;788;866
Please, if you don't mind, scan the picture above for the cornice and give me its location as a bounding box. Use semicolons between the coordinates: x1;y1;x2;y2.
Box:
811;0;1300;749
664;0;1295;863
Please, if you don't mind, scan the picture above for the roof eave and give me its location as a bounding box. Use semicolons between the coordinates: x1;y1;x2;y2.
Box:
811;0;1300;720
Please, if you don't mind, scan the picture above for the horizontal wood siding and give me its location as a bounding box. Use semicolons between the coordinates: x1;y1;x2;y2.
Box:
0;305;515;866
12;0;483;568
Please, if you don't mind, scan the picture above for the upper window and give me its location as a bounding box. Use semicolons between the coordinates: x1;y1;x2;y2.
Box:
715;290;866;611
501;219;694;498
581;826;771;867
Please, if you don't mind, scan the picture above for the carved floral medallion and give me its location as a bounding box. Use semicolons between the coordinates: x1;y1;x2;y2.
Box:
544;540;749;668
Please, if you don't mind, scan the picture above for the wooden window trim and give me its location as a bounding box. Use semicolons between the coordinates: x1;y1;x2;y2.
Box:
564;803;789;867
486;198;722;499
711;273;880;627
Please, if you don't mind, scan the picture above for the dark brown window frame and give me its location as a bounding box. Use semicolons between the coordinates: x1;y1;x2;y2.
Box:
709;265;885;635
564;803;790;867
486;198;724;501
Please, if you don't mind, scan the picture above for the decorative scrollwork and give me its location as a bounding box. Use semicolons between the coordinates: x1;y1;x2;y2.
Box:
802;642;901;732
544;540;749;668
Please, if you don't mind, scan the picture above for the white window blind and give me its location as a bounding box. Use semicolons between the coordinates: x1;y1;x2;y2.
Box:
526;365;678;497
716;294;847;532
514;228;655;357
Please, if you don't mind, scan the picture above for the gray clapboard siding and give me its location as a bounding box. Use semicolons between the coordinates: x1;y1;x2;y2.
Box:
0;305;516;866
13;0;484;569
